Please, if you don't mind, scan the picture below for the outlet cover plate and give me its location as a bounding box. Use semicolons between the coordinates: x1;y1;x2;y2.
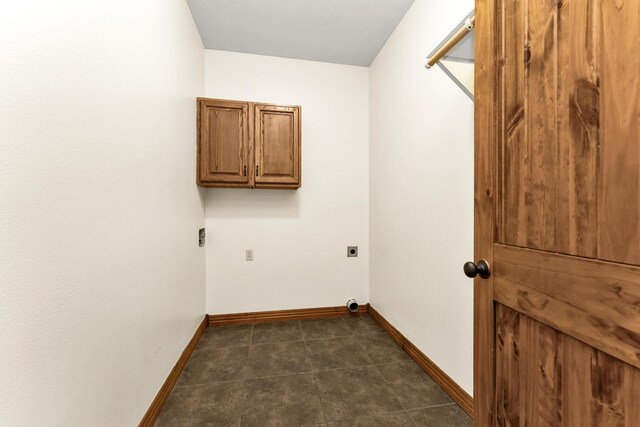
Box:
347;246;358;257
246;249;254;261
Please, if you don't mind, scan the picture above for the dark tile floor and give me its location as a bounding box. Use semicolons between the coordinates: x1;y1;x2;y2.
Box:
156;315;472;427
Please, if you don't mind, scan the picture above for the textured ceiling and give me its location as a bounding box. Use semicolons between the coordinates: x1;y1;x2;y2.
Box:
187;0;416;66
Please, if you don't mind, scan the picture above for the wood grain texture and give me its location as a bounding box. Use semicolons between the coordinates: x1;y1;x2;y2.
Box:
519;310;561;427
368;306;474;418
500;0;560;251
197;98;301;189
254;103;301;189
488;0;640;424
525;0;558;252
499;0;640;263
498;0;600;258
495;304;520;427
139;315;208;427
560;334;593;426
475;0;499;424
556;0;599;258
197;98;250;187
493;244;640;370
592;351;640;426
500;0;559;251
598;0;640;265
499;0;527;247
208;305;368;327
496;304;640;427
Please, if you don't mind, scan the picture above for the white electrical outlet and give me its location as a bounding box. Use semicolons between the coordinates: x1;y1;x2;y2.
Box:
246;249;254;261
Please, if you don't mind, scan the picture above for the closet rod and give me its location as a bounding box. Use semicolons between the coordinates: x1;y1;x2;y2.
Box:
425;15;475;69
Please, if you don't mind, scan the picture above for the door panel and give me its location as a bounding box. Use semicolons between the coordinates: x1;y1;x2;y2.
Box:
198;99;250;186
496;304;640;427
254;104;300;188
498;0;600;257
475;0;640;425
556;0;599;259
599;0;640;265
263;112;294;175
207;108;244;174
498;0;640;263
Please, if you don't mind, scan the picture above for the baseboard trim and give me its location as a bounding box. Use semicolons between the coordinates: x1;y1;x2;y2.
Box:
139;315;208;427
208;305;369;327
368;305;474;418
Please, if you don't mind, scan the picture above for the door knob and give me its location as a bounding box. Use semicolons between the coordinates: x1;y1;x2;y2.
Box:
463;260;490;279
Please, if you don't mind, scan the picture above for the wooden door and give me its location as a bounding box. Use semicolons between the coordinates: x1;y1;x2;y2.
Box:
254;103;301;189
197;98;251;187
474;0;640;426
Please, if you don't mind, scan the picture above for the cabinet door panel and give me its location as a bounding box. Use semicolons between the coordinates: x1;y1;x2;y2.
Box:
254;104;300;188
198;99;250;186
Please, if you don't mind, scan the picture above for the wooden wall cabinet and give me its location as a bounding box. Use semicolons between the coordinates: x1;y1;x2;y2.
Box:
197;98;301;189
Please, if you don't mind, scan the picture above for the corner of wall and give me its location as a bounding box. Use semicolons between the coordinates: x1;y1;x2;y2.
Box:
367;0;475;395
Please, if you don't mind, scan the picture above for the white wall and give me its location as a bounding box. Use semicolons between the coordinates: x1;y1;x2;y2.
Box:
203;50;369;314
0;1;205;425
369;0;475;395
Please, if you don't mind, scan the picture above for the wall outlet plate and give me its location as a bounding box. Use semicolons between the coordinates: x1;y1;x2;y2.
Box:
347;246;358;257
199;228;206;247
246;249;254;261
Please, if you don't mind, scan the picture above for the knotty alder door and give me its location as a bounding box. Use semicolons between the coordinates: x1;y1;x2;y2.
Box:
475;0;640;426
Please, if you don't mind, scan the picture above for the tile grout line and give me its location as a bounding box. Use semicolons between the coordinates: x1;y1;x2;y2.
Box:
311;373;329;425
415;402;458;410
352;328;376;367
241;362;382;380
297;319;315;375
300;319;330;425
349;316;409;413
338;316;349;329
346;316;377;369
327;402;458;425
404;402;460;426
329;402;456;422
369;355;407;412
298;320;329;425
219;332;386;348
250;338;307;345
236;323;255;427
362;328;454;413
299;319;311;357
298;320;336;425
169;361;411;387
298;321;336;425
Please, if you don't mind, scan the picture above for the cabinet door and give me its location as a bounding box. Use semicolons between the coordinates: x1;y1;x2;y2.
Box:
254;104;301;189
197;98;251;187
